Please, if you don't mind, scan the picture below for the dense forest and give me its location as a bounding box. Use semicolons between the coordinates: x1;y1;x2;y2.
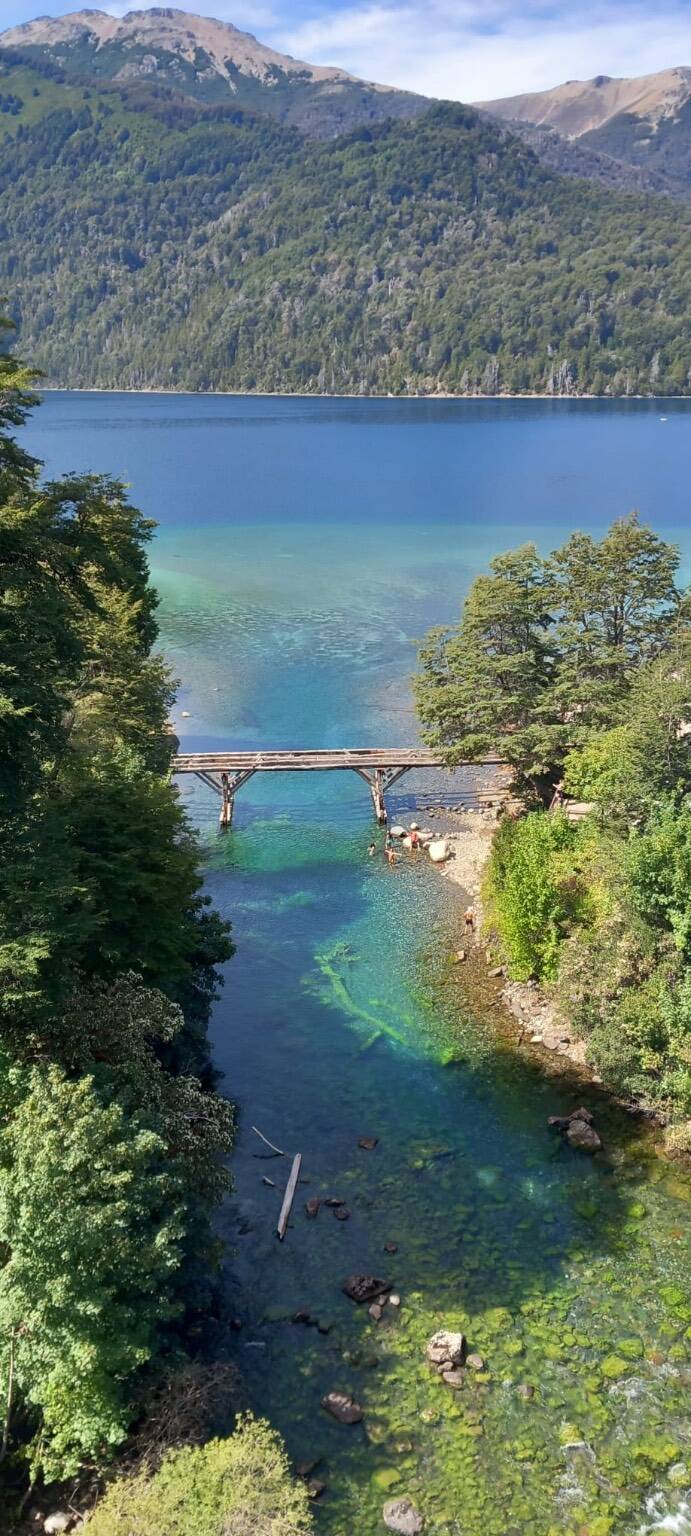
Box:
0;319;311;1531
416;517;691;1140
0;54;690;395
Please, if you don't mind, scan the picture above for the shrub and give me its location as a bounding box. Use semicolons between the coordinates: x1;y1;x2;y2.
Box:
84;1415;313;1536
484;812;591;981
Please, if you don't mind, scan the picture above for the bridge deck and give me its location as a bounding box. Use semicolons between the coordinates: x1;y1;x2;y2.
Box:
172;749;502;773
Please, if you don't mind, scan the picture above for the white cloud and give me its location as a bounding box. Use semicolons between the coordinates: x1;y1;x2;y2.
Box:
274;0;691;100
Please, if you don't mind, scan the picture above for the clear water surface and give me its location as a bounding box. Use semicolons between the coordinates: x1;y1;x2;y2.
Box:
23;394;691;1536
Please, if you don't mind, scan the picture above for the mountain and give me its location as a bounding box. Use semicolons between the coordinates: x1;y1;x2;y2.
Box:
477;69;691;200
0;20;689;397
0;7;428;137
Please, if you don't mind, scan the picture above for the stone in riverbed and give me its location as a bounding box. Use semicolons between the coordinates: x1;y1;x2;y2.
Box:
383;1496;424;1534
426;1330;465;1367
388;1293;401;1308
322;1391;363;1424
358;1135;379;1150
516;1383;535;1400
333;1206;351;1221
466;1353;485;1371
307;1479;326;1499
305;1197;321;1218
369;1303;383;1321
343;1275;391;1304
296;1458;320;1478
325;1196;346;1207
384;1242;398;1254
566;1119;602;1152
44;1518;71;1535
442;1368;465;1388
548;1106;602;1152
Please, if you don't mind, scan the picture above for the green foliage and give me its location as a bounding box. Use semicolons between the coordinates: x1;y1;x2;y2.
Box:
415;544;560;793
84;1415;314;1536
416;512;684;792
0;57;690;395
0;316;235;1484
0;1065;185;1479
627;799;691;958
453;518;691;1119
484;812;591;981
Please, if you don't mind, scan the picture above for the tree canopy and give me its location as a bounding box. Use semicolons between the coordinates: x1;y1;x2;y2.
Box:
415;513;688;798
0;316;234;1489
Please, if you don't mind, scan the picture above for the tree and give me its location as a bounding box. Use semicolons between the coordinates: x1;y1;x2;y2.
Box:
415;544;561;794
416;515;686;796
83;1415;313;1536
549;513;681;733
0;1066;186;1479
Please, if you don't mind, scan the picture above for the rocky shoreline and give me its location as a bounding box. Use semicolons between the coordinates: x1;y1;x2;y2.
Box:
422;805;669;1130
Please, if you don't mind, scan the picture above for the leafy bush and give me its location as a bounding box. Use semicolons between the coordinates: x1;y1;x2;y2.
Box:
84;1415;313;1536
484;812;592;981
627;799;691;958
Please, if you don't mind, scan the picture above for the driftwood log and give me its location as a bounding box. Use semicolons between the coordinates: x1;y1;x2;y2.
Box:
277;1154;302;1240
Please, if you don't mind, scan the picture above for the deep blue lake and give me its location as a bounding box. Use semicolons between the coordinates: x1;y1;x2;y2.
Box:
23;393;691;1536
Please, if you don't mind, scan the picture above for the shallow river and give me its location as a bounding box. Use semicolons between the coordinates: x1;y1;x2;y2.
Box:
24;394;691;1536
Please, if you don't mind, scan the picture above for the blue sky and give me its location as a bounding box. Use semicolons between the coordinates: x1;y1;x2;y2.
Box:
1;0;690;99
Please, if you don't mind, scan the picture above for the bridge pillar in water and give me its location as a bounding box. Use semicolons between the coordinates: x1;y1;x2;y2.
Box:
219;771;233;830
372;768;387;825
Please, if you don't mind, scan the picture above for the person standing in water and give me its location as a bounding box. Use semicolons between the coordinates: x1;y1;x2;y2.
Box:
464;907;475;935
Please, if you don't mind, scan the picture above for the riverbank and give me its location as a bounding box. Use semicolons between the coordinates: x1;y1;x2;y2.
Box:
425;806;670;1129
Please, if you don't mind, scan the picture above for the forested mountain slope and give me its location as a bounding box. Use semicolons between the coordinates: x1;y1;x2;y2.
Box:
0;52;690;396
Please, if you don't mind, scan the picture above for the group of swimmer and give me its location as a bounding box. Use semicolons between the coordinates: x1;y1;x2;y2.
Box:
368;818;424;867
366;821;476;937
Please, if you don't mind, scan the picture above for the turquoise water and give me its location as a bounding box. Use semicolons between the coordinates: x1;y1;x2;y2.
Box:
24;394;691;1535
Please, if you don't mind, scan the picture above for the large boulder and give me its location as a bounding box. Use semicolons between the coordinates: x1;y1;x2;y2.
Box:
343;1274;391;1304
428;839;449;863
426;1330;465;1368
383;1496;424;1534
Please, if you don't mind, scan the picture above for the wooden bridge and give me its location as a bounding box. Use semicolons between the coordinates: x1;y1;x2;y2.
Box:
171;747;504;827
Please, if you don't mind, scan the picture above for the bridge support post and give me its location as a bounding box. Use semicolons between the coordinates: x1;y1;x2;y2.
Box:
219;771;233;830
372;769;387;825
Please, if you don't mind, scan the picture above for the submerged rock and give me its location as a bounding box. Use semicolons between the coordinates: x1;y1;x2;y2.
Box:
343;1275;391;1304
296;1458;320;1478
426;1330;465;1367
305;1197;321;1218
566;1119;602;1152
322;1390;363;1424
549;1106;602;1152
383;1495;424;1534
334;1206;351;1221
358;1135;379;1150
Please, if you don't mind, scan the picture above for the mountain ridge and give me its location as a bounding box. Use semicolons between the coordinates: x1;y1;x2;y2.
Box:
475;67;691;138
0;7;428;136
477;67;691;199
